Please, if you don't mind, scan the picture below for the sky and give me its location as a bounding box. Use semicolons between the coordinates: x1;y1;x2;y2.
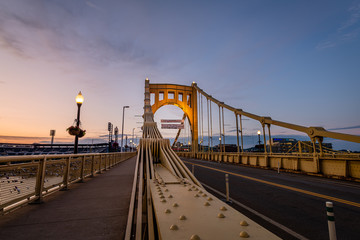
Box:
0;0;359;150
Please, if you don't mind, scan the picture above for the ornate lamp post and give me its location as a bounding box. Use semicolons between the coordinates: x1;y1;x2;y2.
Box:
74;91;84;154
257;130;261;148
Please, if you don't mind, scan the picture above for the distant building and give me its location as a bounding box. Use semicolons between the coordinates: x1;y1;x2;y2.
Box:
270;138;332;153
271;138;297;153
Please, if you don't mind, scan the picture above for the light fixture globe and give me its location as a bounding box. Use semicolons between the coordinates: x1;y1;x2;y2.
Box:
257;130;261;135
76;91;84;105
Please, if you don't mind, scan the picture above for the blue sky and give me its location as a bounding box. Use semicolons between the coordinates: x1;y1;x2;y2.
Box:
0;0;359;150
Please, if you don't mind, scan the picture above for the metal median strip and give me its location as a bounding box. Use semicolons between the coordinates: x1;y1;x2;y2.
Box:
183;160;360;208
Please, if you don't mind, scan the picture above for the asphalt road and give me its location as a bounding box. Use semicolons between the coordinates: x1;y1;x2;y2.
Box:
181;157;360;240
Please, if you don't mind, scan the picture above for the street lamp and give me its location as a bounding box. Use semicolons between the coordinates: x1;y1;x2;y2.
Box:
74;91;84;154
257;130;261;146
121;105;129;152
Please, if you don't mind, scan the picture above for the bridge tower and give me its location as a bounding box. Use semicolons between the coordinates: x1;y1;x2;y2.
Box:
146;79;198;153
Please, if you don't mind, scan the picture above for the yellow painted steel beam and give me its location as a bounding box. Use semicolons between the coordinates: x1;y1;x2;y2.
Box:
193;84;360;143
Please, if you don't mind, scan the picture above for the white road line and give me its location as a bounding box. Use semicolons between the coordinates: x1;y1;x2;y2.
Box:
201;182;310;240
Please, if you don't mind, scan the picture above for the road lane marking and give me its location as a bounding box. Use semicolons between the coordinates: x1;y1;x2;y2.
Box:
183;160;360;208
201;182;310;240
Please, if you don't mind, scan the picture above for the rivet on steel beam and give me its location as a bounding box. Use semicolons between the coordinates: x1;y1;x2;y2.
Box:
188;188;192;191
173;203;179;207
170;224;178;230
199;190;203;194
202;194;207;197
207;197;213;201
204;202;210;206
160;195;165;199
165;189;169;192
217;213;225;218
239;231;249;238
194;194;199;198
190;234;200;240
179;215;187;220
220;206;227;211
159;192;163;195
168;195;173;198
191;186;196;189
240;221;249;226
165;209;171;213
161;199;167;203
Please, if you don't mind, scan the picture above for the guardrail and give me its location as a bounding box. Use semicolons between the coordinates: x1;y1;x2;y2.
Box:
0;152;136;213
177;152;360;181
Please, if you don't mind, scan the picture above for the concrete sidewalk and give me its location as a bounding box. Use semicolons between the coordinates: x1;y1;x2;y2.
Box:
0;156;136;240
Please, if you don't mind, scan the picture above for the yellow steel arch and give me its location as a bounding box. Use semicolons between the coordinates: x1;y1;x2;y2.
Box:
149;82;198;152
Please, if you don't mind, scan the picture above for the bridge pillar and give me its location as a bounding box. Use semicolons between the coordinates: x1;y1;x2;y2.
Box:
148;81;198;153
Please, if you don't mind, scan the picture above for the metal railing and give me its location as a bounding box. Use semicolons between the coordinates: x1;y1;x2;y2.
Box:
0;152;136;213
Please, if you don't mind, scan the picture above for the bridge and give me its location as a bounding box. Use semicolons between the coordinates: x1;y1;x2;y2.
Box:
0;79;359;239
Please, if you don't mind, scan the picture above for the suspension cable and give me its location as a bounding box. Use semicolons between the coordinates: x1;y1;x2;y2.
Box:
218;104;222;153
222;106;225;152
207;98;210;153
240;114;244;152
210;99;213;152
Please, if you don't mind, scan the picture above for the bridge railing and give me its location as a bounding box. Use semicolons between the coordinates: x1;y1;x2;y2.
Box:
177;151;360;180
0;152;136;213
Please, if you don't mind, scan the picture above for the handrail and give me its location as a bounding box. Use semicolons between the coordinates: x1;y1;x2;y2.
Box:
0;152;136;213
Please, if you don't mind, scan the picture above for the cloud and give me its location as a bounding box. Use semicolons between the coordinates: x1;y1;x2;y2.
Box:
0;135;70;144
86;1;103;11
328;125;360;131
338;3;360;32
0;1;158;67
316;41;336;50
317;3;360;50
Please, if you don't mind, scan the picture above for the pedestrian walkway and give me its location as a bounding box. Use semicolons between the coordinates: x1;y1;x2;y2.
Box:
0;156;136;240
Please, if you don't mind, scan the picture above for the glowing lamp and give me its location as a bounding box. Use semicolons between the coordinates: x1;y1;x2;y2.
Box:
76;91;84;105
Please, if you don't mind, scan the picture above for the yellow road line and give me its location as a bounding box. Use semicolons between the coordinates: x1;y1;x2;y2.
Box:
183;160;360;208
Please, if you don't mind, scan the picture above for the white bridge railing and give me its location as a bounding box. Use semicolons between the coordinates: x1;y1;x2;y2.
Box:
0;152;136;212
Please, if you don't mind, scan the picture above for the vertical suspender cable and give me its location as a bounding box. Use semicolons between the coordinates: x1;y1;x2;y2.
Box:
207;98;210;153
240;114;244;153
218;105;222;153
210;100;213;152
222;106;225;152
201;94;204;153
198;91;201;152
235;113;240;153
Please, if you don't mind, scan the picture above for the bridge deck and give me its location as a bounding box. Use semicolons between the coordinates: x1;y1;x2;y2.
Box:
0;156;136;240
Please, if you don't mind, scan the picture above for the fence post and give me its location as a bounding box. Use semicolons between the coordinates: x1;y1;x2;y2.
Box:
225;174;230;203
99;155;103;173
80;155;85;182
91;155;95;177
32;156;47;204
326;202;337;240
61;156;71;191
192;164;195;175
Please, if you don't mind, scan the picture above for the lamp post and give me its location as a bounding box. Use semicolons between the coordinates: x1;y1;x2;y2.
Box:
50;130;56;148
257;130;261;147
121;106;129;152
132;128;135;151
74;91;84;154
